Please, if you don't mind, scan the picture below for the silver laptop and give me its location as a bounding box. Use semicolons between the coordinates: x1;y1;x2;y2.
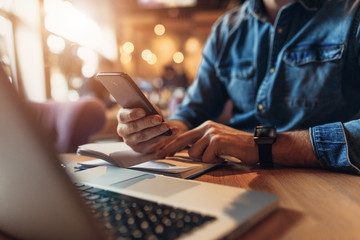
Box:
0;65;278;240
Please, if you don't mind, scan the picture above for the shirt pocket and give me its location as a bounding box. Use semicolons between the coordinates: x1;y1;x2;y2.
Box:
216;60;256;111
283;44;344;108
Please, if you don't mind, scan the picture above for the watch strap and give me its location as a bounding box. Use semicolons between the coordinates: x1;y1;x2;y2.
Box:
258;143;273;168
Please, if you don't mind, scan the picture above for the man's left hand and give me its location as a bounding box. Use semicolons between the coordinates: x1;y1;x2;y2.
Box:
157;120;258;164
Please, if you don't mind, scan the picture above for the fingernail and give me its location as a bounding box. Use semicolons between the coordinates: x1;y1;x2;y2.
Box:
136;110;145;118
152;117;161;125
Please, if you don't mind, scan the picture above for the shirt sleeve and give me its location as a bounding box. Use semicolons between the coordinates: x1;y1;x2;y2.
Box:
309;121;360;175
308;12;360;175
167;18;229;129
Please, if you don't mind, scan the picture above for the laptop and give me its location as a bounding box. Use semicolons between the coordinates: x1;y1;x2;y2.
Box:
0;65;278;240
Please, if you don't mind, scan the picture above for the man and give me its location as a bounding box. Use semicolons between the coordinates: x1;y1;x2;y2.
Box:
117;0;360;174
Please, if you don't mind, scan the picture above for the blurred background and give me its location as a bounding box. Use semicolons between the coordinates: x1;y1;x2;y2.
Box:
0;0;240;142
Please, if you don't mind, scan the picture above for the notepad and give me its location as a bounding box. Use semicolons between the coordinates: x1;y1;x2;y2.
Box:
77;142;223;179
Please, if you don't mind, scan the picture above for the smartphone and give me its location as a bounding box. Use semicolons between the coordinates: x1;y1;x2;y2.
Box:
96;72;172;136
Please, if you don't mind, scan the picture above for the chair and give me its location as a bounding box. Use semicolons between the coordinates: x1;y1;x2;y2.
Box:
28;98;106;153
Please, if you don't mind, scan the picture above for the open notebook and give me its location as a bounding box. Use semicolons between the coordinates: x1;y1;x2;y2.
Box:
77;142;223;179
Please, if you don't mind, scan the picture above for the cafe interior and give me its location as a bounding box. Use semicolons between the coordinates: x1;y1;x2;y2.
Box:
0;0;240;152
3;2;360;240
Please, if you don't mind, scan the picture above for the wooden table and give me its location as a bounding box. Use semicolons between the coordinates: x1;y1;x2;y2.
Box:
61;154;360;240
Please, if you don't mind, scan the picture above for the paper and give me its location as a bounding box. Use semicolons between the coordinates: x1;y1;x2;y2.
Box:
77;142;221;178
129;161;193;173
78;159;114;167
78;157;198;174
77;142;154;167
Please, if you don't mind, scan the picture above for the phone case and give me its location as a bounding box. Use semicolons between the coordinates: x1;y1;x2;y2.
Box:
96;72;172;136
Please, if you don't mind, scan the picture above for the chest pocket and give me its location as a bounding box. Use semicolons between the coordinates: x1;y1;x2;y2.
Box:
216;60;256;111
283;44;344;108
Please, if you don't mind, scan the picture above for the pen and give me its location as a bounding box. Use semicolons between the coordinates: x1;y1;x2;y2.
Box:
219;155;253;171
219;154;242;164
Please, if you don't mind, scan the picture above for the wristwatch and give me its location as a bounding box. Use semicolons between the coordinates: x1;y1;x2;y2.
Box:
254;126;277;168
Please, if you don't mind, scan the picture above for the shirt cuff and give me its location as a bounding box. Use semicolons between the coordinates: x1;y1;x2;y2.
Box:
309;122;360;175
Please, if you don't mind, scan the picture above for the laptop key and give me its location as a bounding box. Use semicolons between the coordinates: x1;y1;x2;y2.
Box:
75;184;216;240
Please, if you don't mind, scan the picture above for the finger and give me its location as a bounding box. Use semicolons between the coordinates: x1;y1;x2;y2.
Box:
131;127;179;153
202;146;223;163
157;128;203;158
201;140;224;163
125;122;171;146
117;108;146;123
117;114;163;136
187;135;210;159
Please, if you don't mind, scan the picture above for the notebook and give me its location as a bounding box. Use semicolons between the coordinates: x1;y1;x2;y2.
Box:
76;141;224;179
0;65;278;240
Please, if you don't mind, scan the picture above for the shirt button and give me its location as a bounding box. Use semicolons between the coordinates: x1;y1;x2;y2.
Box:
278;28;283;33
258;104;264;111
270;68;275;73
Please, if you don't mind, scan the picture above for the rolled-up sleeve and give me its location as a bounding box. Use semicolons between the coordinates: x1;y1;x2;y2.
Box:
168;18;229;129
309;121;360;174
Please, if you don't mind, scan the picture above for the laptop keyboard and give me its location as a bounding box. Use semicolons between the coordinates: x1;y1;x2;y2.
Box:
75;183;216;240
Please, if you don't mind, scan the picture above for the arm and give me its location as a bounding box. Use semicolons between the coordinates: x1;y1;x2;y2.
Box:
274;130;320;168
158;120;321;168
168;17;230;129
158;120;360;174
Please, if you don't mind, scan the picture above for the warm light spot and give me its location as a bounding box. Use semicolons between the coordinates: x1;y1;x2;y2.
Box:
43;0;116;60
77;46;96;60
0;0;13;11
71;77;83;89
51;73;68;101
44;1;100;46
47;35;65;54
121;53;132;64
68;89;80;101
81;63;96;78
141;49;153;61
147;54;157;65
154;24;165;36
122;42;134;54
173;51;184;64
185;37;200;53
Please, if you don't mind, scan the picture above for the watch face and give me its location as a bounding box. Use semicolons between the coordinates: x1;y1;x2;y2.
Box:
254;126;276;138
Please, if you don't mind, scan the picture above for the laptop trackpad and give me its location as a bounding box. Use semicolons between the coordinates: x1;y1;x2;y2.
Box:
84;166;147;186
111;174;200;198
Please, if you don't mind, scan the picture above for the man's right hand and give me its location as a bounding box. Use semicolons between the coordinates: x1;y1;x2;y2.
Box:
116;107;179;153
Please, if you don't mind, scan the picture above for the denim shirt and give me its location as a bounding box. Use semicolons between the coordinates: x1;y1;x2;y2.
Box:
170;0;360;174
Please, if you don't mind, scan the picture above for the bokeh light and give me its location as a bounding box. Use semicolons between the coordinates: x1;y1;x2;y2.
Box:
141;49;158;65
148;54;157;65
77;46;95;60
120;53;132;64
173;51;184;64
47;35;65;54
122;42;134;54
141;49;153;61
185;37;200;53
154;24;165;36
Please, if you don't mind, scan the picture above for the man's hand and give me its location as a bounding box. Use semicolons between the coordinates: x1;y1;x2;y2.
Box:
157;120;258;164
117;107;179;153
157;120;321;168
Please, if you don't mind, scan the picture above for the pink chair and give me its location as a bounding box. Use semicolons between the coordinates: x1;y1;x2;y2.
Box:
28;98;106;153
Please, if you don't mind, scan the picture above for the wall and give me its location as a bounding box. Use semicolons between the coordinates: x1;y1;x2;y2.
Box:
14;0;46;101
